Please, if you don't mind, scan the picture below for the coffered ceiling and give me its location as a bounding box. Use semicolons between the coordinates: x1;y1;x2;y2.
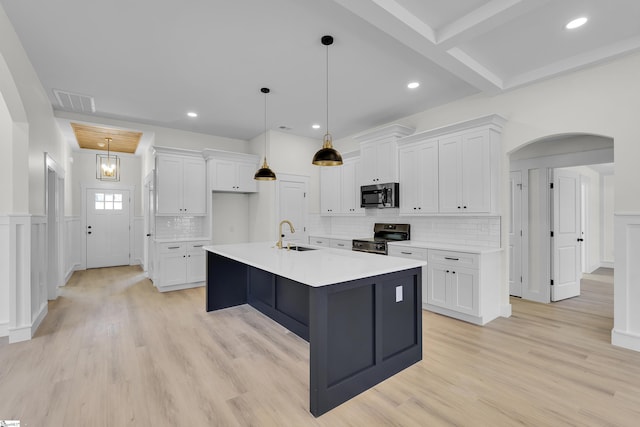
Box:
2;0;640;146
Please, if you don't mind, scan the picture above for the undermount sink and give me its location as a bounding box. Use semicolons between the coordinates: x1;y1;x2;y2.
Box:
288;246;317;252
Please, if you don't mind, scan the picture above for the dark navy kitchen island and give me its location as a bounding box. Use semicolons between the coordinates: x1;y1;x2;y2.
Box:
204;242;425;417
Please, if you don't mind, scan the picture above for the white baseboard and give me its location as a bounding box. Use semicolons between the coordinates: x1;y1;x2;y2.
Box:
32;303;48;335
9;326;32;343
9;303;48;343
600;261;614;269
612;328;640;352
501;304;512;318
0;321;8;337
156;281;204;293
64;263;81;284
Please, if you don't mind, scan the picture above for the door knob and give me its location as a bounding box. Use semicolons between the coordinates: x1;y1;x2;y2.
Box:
87;231;92;235
577;238;584;242
88;226;92;229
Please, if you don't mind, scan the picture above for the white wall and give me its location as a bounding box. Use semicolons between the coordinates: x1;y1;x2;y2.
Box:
602;174;615;265
211;193;250;244
0;5;66;341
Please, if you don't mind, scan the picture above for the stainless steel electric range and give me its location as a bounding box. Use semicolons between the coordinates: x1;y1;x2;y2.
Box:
352;223;410;255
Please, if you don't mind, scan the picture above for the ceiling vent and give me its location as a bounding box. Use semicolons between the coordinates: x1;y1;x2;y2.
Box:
53;89;96;113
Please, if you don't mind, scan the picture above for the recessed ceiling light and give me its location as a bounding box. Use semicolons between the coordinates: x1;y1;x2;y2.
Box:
407;82;420;89
187;111;198;118
97;142;106;148
566;17;587;30
312;124;321;129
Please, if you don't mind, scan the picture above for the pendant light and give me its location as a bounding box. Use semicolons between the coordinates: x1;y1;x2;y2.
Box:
96;137;120;181
254;87;277;180
312;35;343;166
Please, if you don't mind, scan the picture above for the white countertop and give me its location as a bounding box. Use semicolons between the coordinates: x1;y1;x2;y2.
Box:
204;242;426;287
388;240;502;254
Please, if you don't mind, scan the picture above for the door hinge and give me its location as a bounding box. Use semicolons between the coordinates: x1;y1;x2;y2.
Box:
520;276;523;283
520;230;523;237
550;280;554;286
550;231;554;237
304;192;306;198
549;183;554;189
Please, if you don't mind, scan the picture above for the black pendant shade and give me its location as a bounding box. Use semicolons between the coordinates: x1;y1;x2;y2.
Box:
254;87;276;181
313;35;342;166
254;159;277;180
312;134;343;166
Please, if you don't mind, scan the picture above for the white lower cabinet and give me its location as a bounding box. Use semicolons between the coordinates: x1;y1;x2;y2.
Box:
389;244;501;325
426;249;500;325
155;240;209;292
308;236;351;250
329;238;351;250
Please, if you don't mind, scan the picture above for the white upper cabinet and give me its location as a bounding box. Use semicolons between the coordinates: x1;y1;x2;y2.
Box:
155;149;206;216
319;154;364;216
354;124;415;185
340;157;364;215
204;149;259;193
397;114;505;215
398;139;439;215
320;166;341;215
439;129;493;213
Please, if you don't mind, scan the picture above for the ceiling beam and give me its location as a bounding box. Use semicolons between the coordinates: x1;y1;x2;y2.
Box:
332;0;503;93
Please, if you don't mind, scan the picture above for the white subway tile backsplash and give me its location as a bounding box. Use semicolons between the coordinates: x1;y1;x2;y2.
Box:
309;214;500;247
155;216;207;239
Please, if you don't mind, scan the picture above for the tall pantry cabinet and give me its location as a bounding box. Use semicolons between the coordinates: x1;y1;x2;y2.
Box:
151;147;209;292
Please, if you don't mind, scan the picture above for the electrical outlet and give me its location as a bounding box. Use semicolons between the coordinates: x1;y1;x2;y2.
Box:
395;286;403;302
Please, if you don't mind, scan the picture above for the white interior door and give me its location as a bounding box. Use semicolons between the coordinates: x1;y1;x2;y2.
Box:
86;188;131;268
551;169;581;301
277;176;308;244
509;171;523;297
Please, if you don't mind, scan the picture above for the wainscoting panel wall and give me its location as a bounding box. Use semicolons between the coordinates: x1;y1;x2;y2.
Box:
0;216;9;337
613;213;640;351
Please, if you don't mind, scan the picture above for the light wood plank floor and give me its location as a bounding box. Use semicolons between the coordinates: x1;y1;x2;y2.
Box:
1;266;639;426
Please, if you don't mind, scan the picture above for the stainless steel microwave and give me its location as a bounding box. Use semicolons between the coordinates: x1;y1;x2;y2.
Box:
361;183;399;208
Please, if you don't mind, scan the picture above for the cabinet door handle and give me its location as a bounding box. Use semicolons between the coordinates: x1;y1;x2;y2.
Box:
192;244;204;248
337;243;344;247
168;246;180;249
444;257;459;261
401;251;412;255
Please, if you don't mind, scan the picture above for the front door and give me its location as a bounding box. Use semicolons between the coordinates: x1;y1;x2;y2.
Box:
86;188;131;268
551;169;581;301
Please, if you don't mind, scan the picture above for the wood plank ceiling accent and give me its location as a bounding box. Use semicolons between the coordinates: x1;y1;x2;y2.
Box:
71;122;142;154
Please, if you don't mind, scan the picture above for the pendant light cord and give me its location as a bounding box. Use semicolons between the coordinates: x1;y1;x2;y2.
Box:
326;42;329;136
264;90;268;160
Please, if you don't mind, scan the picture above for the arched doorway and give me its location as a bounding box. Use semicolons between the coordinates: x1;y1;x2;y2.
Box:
508;134;614;304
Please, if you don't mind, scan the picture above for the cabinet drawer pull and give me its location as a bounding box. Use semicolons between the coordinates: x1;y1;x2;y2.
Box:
316;241;323;244
192;244;204;248
337;243;345;247
401;251;412;255
168;246;180;249
444;257;459;261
